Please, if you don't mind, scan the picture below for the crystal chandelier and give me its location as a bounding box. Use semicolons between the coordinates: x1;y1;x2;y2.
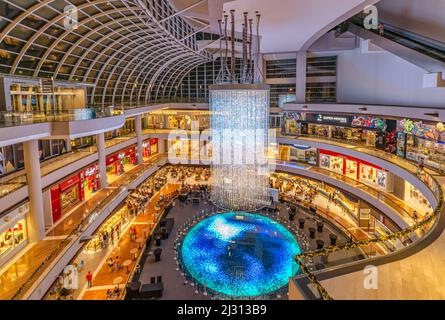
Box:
210;11;270;211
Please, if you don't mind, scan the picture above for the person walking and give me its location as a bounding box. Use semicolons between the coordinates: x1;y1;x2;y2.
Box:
107;257;114;272
115;256;121;272
116;223;121;237
413;210;419;222
418;158;424;175
378;23;385;36
86;271;93;288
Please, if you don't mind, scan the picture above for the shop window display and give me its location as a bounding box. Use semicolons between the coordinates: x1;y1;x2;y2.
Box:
404;182;433;215
86;209;129;253
319;150;392;191
0;220;26;258
320;153;344;174
345;159;358;179
397;119;445;172
84;164;99;200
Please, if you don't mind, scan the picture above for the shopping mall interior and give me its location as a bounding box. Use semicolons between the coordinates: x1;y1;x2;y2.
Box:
1;0;445;303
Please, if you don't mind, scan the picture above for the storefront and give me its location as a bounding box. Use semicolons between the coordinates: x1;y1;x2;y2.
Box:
144;110;210;131
319;150;393;191
320;150;345;175
396;119;445;172
278;144;317;165
0;203;29;268
142;138;159;159
85;207;129;253
50;173;85;223
83;163;99;200
404;181;433;216
106;146;138;180
282;113;397;150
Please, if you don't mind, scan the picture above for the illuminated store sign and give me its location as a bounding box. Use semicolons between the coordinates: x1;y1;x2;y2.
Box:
352;115;387;131
399;119;440;141
315;114;349;124
299;113;353;126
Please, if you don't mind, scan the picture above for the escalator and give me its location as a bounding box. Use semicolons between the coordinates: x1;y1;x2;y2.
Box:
338;15;445;74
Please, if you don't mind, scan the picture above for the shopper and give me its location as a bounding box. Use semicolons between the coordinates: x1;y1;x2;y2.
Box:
413;210;419;222
418;158;424;175
115;256;121;272
378;23;385;36
116;223;121;237
107;257;114;272
86;271;93;288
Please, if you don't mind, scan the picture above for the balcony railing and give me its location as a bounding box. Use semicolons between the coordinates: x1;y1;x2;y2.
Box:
0;106;123;128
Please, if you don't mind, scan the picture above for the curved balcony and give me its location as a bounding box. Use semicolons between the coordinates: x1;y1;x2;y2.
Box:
278;133;440;210
0;108;126;147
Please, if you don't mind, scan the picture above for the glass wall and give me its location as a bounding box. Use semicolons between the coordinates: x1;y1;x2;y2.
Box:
265;59;296;78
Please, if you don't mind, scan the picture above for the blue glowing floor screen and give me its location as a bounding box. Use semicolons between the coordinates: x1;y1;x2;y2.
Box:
180;212;301;297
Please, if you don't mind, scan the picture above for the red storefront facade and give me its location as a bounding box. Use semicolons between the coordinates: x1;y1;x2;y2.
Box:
142;138;158;158
50;172;85;223
106;145;138;176
319;149;392;191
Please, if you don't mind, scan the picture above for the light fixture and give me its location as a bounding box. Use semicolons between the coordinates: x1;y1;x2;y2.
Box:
210;10;270;212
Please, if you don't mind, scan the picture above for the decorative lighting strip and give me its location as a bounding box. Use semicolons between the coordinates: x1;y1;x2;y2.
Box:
210;84;271;211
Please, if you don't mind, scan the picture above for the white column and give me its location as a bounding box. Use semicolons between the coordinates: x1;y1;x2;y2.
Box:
97;132;108;188
296;51;307;103
65;138;72;153
135;114;143;164
23;140;45;242
158;138;167;154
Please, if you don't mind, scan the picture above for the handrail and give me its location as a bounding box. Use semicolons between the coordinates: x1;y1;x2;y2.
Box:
0;133;139;200
10;154;166;300
274;160;417;226
293;171;444;300
0;106;122;128
279;132;442;201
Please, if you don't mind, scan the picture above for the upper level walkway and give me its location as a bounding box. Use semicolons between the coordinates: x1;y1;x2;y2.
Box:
278;133;441;209
319;176;445;299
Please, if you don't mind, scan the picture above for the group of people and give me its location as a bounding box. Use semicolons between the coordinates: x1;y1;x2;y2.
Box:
126;181;154;215
99;222;122;249
129;224;138;240
106;286;122;299
107;256;121;273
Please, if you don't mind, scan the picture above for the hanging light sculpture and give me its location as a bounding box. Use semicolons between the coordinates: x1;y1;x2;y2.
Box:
210;11;270;211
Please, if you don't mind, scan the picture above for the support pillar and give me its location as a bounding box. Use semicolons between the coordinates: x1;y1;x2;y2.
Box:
97;132;108;189
136;114;143;164
296;51;307;103
65;138;72;153
23;140;45;242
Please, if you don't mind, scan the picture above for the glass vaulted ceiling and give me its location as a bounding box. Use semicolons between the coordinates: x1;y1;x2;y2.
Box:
0;0;212;107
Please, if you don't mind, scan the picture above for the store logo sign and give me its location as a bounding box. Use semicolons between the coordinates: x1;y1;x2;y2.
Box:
316;114;348;124
363;265;378;290
363;5;378;30
85;168;96;176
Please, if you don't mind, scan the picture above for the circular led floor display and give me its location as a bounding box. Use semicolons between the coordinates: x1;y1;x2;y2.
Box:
180;212;301;297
